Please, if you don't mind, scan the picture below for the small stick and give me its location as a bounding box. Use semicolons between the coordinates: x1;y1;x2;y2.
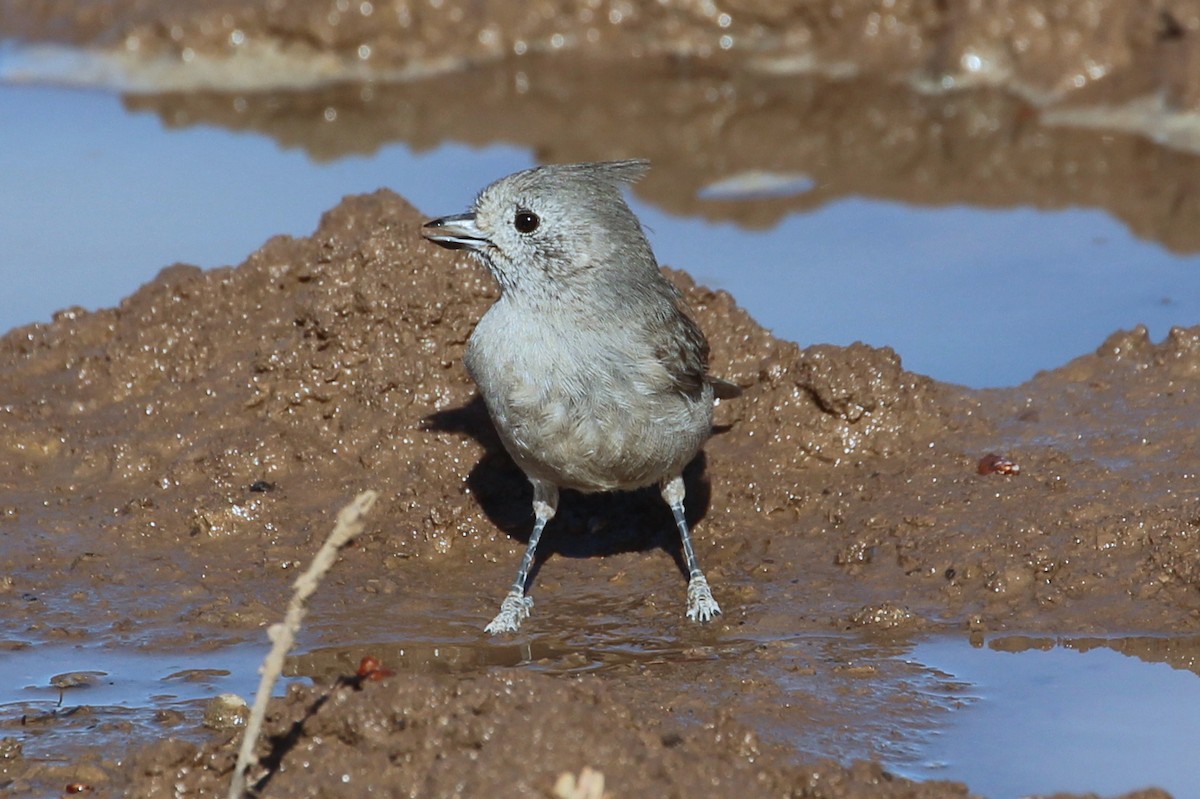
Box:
227;490;378;799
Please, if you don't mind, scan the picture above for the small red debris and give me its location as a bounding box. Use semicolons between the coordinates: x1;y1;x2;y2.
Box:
64;784;94;795
355;656;394;681
977;453;1020;475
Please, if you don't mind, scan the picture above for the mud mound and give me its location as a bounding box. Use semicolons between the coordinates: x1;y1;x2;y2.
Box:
2;191;1197;798
3;187;1199;638
0;187;951;551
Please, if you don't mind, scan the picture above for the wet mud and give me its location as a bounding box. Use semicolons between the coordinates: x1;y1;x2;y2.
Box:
8;0;1200;113
4;1;1200;797
1;189;1196;797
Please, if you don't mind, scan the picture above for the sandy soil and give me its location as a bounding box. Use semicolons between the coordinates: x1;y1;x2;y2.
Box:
3;1;1200;797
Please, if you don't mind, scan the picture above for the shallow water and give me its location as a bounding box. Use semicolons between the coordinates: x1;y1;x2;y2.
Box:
905;636;1200;799
0;641;285;762
3;79;1200;387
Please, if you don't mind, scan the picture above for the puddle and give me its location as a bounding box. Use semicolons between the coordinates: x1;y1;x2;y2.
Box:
901;636;1200;799
0;640;289;761
750;635;972;769
3;77;1200;387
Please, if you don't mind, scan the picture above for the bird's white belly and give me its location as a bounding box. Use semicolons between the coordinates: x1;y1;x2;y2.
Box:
465;303;710;492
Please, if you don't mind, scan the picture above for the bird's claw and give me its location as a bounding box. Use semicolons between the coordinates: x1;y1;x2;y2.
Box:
686;573;721;622
485;590;534;634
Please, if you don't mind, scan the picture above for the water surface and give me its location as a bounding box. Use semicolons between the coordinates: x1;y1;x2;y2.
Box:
3;82;1199;387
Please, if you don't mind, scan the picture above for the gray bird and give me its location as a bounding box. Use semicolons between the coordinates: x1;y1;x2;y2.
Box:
422;159;738;634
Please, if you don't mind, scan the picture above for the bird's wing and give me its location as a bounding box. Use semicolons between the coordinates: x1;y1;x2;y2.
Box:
655;307;710;399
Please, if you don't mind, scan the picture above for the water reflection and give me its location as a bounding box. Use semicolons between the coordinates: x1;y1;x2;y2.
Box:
906;635;1200;799
122;56;1200;252
3;59;1200;387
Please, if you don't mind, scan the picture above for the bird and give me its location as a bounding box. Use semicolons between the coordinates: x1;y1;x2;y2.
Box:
421;159;739;634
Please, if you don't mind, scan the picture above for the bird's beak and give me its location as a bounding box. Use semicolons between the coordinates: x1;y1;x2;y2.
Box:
422;213;490;251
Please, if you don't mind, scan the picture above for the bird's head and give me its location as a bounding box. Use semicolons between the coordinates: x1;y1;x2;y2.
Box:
422;160;654;296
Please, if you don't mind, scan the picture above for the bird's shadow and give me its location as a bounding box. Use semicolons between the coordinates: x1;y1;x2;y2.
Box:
423;396;714;585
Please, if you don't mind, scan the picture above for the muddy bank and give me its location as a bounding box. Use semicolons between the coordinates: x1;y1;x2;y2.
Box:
0;188;1196;796
8;2;1200;163
4;0;1200;107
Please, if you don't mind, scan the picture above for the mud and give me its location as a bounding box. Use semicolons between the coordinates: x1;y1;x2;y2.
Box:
4;1;1200;797
0;186;1196;797
130;670;977;799
5;0;1200;107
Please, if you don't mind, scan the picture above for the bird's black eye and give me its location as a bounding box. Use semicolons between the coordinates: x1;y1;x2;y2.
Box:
514;209;540;233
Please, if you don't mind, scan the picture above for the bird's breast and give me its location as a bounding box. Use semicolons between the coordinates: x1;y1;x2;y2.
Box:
464;305;711;492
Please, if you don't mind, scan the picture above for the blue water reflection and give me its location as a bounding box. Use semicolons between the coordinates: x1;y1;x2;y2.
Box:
905;638;1200;799
3;83;1198;387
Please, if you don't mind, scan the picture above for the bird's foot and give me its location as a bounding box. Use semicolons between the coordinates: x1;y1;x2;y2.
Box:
686;573;721;622
484;590;533;634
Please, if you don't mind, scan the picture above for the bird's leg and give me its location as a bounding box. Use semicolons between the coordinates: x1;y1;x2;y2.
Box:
485;480;559;634
661;475;721;623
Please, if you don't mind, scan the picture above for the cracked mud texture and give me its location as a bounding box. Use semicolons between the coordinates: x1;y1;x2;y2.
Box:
0;189;1196;797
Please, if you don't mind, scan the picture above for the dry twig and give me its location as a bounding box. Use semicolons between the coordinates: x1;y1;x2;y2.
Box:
227;490;378;799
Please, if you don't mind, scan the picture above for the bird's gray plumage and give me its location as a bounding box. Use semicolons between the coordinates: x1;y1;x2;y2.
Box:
423;159;734;633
